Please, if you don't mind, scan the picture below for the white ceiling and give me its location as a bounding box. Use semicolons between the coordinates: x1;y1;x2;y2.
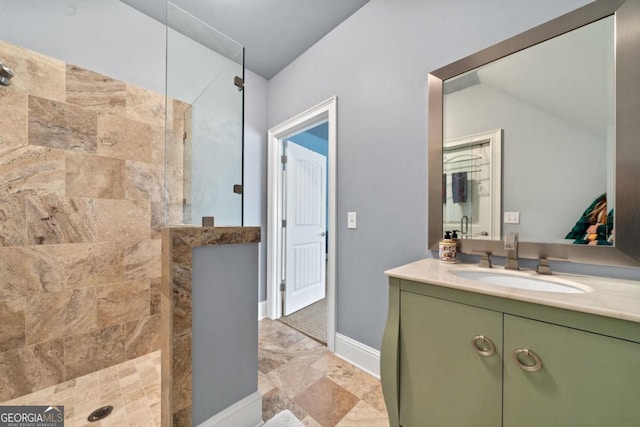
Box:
477;15;613;140
448;15;614;139
121;0;371;79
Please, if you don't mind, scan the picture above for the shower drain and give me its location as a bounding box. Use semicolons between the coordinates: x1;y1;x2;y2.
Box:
87;405;114;422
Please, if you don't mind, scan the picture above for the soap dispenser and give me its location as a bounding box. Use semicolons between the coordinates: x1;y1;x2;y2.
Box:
439;231;457;263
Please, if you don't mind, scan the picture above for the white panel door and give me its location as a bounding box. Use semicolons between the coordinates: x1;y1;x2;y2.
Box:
284;142;326;315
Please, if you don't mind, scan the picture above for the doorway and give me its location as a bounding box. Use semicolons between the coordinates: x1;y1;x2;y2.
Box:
267;97;337;351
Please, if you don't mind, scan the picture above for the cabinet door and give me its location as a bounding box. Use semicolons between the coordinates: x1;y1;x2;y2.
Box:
399;292;502;426
504;315;640;427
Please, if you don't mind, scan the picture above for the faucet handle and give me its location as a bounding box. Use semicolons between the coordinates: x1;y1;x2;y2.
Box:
504;232;518;250
537;257;552;275
474;251;492;268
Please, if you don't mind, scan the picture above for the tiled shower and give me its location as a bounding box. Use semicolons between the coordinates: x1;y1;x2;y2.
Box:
0;39;187;403
0;4;245;424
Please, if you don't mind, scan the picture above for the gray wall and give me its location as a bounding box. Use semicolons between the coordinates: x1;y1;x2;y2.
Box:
0;0;166;94
192;243;259;425
266;0;640;350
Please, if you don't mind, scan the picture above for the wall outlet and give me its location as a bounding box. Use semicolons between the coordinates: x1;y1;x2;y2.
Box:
347;212;357;229
504;212;520;224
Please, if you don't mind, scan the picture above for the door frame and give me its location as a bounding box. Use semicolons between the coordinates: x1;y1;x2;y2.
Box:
267;96;337;352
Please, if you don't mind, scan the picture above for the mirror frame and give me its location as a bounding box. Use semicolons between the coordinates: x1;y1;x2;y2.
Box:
428;0;640;267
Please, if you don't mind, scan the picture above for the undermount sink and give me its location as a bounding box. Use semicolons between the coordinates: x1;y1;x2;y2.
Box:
451;269;589;293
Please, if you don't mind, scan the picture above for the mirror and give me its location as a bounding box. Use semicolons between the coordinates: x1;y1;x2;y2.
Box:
445;16;613;244
428;0;640;266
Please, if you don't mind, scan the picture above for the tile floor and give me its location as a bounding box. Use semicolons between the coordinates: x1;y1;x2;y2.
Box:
1;319;388;427
259;318;389;426
1;350;161;427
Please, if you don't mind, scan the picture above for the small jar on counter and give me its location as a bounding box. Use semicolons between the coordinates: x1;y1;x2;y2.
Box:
439;231;457;263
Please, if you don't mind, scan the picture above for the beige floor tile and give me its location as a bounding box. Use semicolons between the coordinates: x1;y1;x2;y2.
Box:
99;409;128;427
294;377;359;427
122;385;146;406
302;415;323;426
98;367;119;384
74;420;103;427
262;387;308;422
267;356;325;400
312;353;387;414
52;385;77;401
2;350;161;426
336;400;389;426
126;405;155;427
143;381;161;398
259;319;390;426
258;371;276;394
150;401;161;426
77;373;100;388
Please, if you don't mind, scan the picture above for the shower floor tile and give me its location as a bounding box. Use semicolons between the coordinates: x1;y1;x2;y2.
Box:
2;321;389;427
0;350;161;427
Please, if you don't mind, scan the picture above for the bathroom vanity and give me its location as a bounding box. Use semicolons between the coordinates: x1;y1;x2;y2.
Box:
381;259;640;427
391;0;640;424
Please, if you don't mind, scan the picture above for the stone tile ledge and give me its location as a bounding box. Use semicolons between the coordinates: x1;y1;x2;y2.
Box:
165;226;261;247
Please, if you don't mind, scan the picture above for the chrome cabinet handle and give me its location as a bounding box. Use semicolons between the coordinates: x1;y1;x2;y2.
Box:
471;335;495;357
319;231;327;237
513;348;543;372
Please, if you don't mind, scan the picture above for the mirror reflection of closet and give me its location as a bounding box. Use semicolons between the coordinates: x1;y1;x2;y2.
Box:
443;129;502;240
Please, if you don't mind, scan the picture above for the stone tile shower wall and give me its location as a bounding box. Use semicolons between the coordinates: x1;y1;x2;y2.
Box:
0;40;186;402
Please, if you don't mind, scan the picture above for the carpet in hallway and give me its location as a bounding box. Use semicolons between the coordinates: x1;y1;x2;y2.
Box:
279;298;326;344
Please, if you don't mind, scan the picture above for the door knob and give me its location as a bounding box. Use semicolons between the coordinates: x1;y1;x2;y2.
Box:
319;231;327;237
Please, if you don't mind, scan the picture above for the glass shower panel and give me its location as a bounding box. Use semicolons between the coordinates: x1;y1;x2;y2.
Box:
165;2;244;227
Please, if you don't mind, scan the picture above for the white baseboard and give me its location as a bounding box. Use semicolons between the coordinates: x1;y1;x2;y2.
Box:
334;333;380;379
258;301;267;320
197;390;262;427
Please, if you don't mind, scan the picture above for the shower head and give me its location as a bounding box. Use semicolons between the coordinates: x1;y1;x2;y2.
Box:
0;60;15;86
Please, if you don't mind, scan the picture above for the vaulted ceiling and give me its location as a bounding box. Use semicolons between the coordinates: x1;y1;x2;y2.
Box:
121;0;371;79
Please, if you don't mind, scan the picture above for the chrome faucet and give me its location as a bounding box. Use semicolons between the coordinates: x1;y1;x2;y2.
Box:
504;232;519;270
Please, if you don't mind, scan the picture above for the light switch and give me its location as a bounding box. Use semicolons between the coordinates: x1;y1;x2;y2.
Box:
347;212;357;229
504;212;520;224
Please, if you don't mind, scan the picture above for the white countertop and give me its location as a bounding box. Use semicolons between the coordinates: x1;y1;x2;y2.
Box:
385;258;640;324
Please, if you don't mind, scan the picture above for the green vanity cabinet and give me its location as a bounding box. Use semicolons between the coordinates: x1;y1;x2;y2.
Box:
381;278;640;427
503;314;640;427
399;291;503;426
